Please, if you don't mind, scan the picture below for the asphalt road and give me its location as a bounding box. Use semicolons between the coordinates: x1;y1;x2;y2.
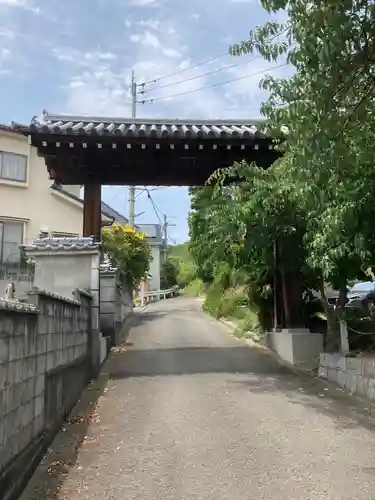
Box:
31;297;375;499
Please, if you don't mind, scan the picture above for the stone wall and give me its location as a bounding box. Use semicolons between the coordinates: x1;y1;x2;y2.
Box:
319;353;375;400
0;287;92;500
22;236;102;377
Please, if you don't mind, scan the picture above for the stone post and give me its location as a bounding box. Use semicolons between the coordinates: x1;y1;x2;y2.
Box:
21;236;102;377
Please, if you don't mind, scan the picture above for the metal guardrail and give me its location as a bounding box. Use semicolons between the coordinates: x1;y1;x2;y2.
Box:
141;285;179;306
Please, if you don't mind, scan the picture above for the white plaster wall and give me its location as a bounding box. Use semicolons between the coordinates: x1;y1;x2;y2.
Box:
0;131;110;244
148;245;161;291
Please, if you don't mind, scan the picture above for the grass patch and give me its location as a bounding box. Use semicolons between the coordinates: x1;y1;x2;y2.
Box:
184;278;206;297
202;285;265;342
234;309;264;342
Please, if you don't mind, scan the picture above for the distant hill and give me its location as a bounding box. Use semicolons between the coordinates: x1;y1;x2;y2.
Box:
168;242;190;261
167;242;196;288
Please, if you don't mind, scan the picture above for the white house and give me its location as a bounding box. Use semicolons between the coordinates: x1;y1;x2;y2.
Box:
0;125;164;297
0;125;127;266
137;224;164;292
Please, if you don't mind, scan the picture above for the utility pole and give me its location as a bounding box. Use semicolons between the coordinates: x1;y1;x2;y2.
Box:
129;70;136;227
163;213;176;248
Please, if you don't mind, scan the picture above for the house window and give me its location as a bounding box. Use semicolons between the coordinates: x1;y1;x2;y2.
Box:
0;151;27;182
0;220;24;263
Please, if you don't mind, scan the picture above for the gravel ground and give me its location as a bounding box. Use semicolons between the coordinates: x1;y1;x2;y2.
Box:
23;297;375;499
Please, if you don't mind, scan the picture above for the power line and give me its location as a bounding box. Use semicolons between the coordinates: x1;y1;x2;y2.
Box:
135;186;161;199
138;23;292;91
139;53;228;87
138;56;263;94
146;188;164;218
137;63;288;104
146;189;164;226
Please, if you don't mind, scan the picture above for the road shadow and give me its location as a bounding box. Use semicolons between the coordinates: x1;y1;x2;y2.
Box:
132;311;168;325
229;370;375;433
110;343;375;433
110;345;293;379
131;308;203;326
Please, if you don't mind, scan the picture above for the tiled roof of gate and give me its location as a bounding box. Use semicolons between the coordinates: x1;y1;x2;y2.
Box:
12;112;269;139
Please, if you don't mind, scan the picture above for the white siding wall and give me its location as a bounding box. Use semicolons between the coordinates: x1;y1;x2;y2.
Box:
0;131;110;247
148;245;161;291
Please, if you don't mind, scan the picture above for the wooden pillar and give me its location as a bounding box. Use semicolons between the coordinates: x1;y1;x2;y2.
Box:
277;237;304;329
273;238;284;330
83;182;102;241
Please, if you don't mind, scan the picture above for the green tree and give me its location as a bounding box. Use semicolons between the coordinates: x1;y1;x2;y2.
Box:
167;242;197;288
229;1;375;348
160;258;178;289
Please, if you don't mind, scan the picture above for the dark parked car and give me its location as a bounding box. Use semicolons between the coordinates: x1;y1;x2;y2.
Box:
346;281;375;315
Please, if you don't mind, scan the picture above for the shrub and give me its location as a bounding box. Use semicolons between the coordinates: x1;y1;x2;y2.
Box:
235;309;264;340
202;286;225;318
185;278;206;296
102;223;151;288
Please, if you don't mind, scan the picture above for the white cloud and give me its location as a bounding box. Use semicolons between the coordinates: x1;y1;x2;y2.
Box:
138;18;161;30
0;0;24;4
0;0;41;12
1;47;10;58
56;17;278;120
130;31;161;49
0;26;14;39
0;0;291;120
127;0;161;6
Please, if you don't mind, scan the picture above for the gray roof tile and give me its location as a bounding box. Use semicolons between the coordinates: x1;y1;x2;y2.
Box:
22;236;100;252
13;112;268;139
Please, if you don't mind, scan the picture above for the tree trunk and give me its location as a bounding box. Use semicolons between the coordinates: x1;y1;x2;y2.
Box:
319;279;338;351
280;264;291;328
319;279;347;352
273;238;285;329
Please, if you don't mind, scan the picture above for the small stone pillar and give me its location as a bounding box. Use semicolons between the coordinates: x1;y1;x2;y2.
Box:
22;236;102;377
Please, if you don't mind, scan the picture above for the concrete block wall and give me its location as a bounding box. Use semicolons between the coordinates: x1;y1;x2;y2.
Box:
100;270;132;346
319;353;375;400
0;287;92;500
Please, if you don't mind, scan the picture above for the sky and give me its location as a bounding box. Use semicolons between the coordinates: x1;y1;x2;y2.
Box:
0;0;290;244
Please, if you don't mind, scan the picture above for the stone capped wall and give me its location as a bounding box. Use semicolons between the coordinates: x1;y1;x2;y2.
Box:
319;353;375;400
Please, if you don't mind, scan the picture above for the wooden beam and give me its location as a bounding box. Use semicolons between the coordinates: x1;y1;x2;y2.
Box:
83;182;102;241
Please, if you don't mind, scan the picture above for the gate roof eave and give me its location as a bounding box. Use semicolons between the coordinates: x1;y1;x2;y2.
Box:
11;111;281;142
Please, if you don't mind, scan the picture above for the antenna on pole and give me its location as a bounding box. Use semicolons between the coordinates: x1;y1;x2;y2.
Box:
129;70;136;227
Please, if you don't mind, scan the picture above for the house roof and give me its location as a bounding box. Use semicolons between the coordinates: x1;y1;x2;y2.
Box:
13;112;268;139
0;124;23;136
137;224;164;246
99;200;128;225
137;224;163;241
51;184;128;224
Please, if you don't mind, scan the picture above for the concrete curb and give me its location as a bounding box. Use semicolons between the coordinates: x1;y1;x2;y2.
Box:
216;315;318;380
194;297;319;380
